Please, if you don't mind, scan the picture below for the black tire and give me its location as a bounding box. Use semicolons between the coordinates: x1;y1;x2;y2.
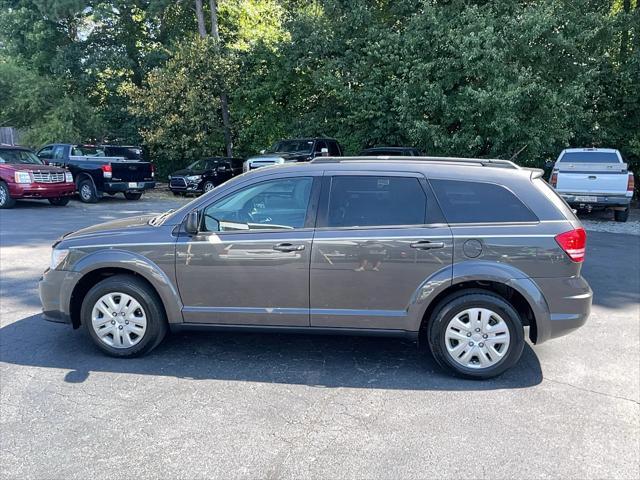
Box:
614;208;629;222
426;290;525;379
81;275;167;357
0;181;16;209
78;178;99;203
171;191;181;196
124;191;143;200
48;197;70;206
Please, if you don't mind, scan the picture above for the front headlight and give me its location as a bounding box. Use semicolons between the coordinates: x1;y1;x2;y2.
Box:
51;248;69;270
65;172;73;183
186;175;202;182
14;171;32;184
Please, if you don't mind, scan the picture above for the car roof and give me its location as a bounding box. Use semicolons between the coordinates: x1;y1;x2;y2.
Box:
278;137;338;142
0;145;33;151
361;146;417;151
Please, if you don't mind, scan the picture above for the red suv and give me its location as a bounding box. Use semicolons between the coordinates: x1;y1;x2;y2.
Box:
0;146;75;209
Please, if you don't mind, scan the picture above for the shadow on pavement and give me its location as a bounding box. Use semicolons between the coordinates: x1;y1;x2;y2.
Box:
582;231;640;309
0;314;543;391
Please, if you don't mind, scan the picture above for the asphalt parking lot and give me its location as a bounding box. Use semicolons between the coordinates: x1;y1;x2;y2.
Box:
1;193;639;479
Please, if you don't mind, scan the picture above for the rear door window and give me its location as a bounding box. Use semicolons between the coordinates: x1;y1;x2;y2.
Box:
327;141;341;156
560;152;620;163
430;179;538;224
326;176;427;227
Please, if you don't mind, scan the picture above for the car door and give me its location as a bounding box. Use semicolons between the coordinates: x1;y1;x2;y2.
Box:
175;172;321;326
36;145;54;163
310;171;453;331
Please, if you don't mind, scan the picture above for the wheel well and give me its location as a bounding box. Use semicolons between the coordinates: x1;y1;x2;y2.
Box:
419;280;537;343
69;267;165;329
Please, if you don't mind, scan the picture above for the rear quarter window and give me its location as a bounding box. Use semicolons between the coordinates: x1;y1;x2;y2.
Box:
430;179;538;224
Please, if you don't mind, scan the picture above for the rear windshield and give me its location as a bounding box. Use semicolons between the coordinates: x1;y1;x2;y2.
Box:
560;151;620;163
0;149;43;165
430;179;538;224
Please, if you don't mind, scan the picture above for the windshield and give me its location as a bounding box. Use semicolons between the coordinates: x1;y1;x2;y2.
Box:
560;151;620;163
270;140;313;154
72;146;106;157
0;149;43;165
187;159;220;170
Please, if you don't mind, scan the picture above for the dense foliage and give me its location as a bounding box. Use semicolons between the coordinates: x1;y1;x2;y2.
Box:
1;0;638;179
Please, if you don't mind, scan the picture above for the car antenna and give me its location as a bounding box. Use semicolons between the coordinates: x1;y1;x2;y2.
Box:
508;144;528;162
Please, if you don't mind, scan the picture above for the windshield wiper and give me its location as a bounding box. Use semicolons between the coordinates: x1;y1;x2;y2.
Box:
149;209;175;226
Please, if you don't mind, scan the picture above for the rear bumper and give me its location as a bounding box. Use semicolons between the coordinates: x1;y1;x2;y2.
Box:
532;276;592;343
38;269;82;325
103;181;155;193
560;193;631;208
8;182;75;199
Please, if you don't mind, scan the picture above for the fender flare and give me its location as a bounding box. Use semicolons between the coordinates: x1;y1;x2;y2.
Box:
406;261;550;337
70;249;184;324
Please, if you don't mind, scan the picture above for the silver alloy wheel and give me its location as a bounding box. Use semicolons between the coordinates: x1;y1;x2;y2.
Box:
0;185;6;205
80;183;92;200
91;292;147;349
203;182;215;192
444;307;511;369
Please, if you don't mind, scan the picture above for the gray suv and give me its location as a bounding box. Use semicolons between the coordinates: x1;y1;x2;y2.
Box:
39;157;592;379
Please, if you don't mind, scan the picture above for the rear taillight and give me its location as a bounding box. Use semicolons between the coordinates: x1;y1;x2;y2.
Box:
550;172;558;188
628;173;635;193
101;164;112;179
555;228;586;262
151;163;155;178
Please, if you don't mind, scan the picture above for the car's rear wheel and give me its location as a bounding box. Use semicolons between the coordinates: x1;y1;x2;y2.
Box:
124;191;143;200
81;275;167;357
48;197;70;206
0;181;16;209
614;208;629;222
78;178;99;203
427;291;524;379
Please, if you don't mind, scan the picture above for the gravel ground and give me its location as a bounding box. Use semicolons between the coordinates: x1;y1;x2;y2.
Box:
577;207;640;236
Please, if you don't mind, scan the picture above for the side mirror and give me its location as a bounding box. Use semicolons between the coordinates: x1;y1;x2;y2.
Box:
321;147;329;157
544;160;554;169
259;149;266;154
217;165;227;172
184;211;200;234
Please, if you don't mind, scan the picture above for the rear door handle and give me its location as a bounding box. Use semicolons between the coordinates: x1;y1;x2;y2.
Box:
410;240;445;250
273;243;305;252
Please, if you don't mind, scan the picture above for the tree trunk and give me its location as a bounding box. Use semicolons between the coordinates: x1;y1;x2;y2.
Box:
195;0;207;38
620;0;631;64
209;0;221;44
209;0;233;157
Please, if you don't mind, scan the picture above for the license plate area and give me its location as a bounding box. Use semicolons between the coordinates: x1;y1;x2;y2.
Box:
574;195;598;202
128;182;141;188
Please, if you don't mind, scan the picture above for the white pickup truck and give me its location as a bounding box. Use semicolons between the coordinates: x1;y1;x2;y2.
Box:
548;148;634;222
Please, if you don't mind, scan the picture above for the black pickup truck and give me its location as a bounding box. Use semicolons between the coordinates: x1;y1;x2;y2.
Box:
37;144;155;203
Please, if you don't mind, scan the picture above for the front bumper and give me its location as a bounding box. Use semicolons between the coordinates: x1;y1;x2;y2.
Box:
560;193;631;208
9;182;75;199
169;178;203;193
38;268;82;325
103;181;155;193
533;275;592;343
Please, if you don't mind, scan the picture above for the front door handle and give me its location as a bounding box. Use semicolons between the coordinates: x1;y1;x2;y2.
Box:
410;240;445;250
273;243;305;252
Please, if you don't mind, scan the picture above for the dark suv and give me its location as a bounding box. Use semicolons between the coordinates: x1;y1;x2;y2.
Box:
168;157;244;195
244;137;343;171
39;156;591;379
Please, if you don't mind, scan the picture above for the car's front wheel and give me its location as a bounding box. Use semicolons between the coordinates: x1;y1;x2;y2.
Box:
427;290;524;379
202;181;215;193
81;275;167;357
0;181;16;209
78;178;99;203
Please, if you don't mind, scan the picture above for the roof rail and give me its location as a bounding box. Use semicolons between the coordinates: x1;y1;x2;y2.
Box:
310;156;520;169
